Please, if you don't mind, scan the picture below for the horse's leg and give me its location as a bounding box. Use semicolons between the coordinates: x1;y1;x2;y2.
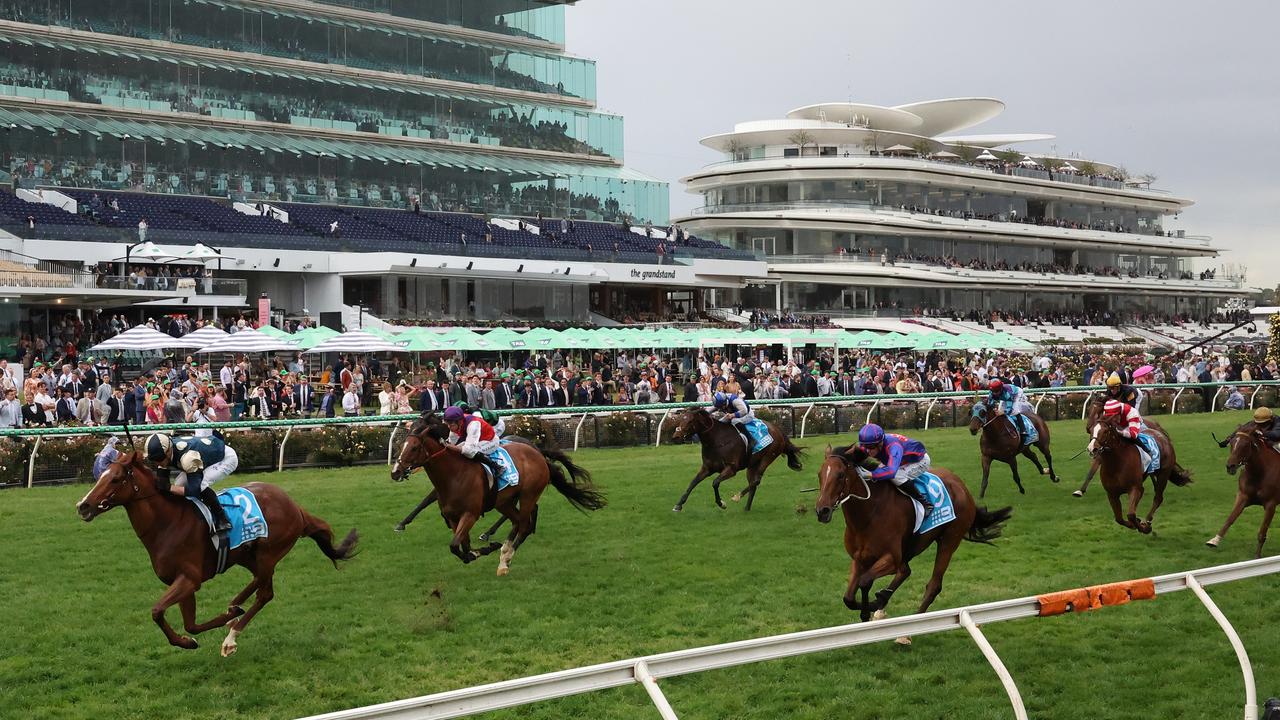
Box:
1075;457;1100;497
979;454;993;499
842;557;865;613
853;554;897;623
394;490;438;532
711;466;738;510
181;594;244;636
673;466;710;512
449;512;485;563
1038;441;1059;483
871;562;912;614
494;493;524;577
221;560;280;658
1007;458;1026;495
1207;492;1249;547
1125;483;1145;529
1138;478;1167;534
1106;489;1128;528
1020;445;1047;478
226;577;259;617
1255;503;1276;559
916;539;960;615
478;515;507;543
744;467;763;512
151;575;201;650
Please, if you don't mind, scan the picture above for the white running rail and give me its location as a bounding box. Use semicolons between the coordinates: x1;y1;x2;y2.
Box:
297;556;1280;720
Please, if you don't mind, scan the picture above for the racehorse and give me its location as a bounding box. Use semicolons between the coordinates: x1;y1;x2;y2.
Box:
669;408;804;512
815;446;1011;628
1089;414;1191;533
76;450;359;656
1207;426;1279;557
968;401;1058;497
1076;399;1167;497
390;416;605;575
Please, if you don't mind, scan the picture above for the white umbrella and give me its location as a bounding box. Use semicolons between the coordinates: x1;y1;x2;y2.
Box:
88;326;178;352
132;241;176;260
1059;162;1079;172
304;330;408;354
976;150;999;161
1018;156;1040;167
197;328;300;354
883;144;915;153
174;325;230;349
931;150;959;158
179;243;227;262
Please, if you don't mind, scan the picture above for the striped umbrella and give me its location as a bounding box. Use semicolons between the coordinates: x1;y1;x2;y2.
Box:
166;325;230;349
197;328;300;353
88;326;180;352
303;330;407;354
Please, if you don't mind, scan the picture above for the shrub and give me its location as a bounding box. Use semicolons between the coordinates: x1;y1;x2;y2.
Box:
600;411;647;447
505;415;555;448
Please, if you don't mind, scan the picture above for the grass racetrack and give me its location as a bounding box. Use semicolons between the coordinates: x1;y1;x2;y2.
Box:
2;410;1278;719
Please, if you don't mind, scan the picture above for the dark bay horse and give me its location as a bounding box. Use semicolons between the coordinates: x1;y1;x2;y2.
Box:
390;418;605;575
1207;426;1279;557
76;451;359;656
968;401;1058;497
1076;400;1167;497
815;446;1011;631
1089;416;1191;533
669;409;803;512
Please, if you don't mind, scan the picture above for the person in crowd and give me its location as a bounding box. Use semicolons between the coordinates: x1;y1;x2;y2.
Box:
0;387;23;428
342;384;361;416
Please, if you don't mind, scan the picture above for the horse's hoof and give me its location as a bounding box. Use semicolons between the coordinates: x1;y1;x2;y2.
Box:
1206;536;1221;547
1072;490;1084;498
393;524;406;533
731;493;741;502
220;642;237;657
716;500;726;510
1050;475;1060;483
227;606;245;620
1138;522;1153;535
1040;468;1049;476
176;636;199;650
496;566;509;577
894;637;913;646
478;533;490;542
1018;487;1026;495
672;505;683;513
872;609;888;621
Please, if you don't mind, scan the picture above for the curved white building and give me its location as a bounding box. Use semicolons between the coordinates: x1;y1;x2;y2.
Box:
677;98;1244;321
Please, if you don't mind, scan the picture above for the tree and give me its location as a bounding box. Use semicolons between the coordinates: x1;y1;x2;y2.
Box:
860;130;882;155
788;130;816;157
994;149;1022;164
1139;173;1158;188
1077;161;1098;176
954;145;979;163
910;140;932;158
725;138;747;162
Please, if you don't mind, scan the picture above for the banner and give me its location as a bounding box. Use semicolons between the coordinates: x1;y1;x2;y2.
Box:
257;295;271;328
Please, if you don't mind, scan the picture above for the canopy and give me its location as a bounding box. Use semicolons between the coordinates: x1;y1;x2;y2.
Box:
175;325;229;348
255;324;292;338
930;150;959;159
131;241;175;260
975;150;998;161
178;243;226;262
198;328;300;353
304;330;407;354
88;326;177;352
883;144;915;153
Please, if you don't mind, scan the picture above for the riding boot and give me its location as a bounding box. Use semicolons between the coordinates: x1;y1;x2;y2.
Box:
200;487;231;536
477;453;505;483
900;481;935;516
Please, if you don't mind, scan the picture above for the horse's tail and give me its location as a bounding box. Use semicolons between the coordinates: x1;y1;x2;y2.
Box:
542;447;607;513
782;437;805;471
1169;463;1193;487
965;505;1013;546
303;510;360;567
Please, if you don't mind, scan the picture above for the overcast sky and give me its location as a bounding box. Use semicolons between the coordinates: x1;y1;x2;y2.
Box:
567;0;1278;289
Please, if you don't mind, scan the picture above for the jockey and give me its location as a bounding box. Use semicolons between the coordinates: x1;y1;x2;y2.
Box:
1105;373;1144;410
853;424;934;515
712;390;754;441
455;401;505;439
987;378;1033;441
146;433;237;536
442;405;504;478
1253;406;1280;450
1102;399;1159;472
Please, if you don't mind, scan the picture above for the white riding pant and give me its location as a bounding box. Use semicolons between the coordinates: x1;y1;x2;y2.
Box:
891;453;931;487
176;446;239;492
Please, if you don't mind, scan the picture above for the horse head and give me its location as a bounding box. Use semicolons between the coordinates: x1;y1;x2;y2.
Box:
815;444;873;524
391;414;451;482
1089;416;1127;458
671;408;711;442
968;401;988;436
76;450;155;522
1223;428;1260;476
1084;400;1105;436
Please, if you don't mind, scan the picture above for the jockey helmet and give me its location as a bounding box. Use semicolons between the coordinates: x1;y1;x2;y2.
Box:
145;433;172;462
713;391;728;406
1106;374;1122;388
1254;406;1274;423
1103;399;1124;416
988;379;1004;393
442;406;465;423
857;424;885;446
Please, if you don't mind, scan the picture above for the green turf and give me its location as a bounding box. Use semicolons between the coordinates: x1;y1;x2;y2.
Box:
1;411;1277;719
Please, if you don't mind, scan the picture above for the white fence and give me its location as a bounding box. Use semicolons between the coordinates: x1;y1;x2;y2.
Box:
297;556;1279;720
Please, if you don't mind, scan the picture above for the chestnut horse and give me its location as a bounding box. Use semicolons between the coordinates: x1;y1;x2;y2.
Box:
1089;416;1191;533
968;401;1058;498
1207;426;1279;557
394;433;534;540
669;409;804;512
390;417;605;575
1075;400;1167;497
815;446;1011;628
76;451;359;656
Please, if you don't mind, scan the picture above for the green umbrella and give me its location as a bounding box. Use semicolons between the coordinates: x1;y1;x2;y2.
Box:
256;325;290;338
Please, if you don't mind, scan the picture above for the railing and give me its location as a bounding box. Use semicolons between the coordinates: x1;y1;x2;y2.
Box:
86;275;248;296
3;381;1274;488
297;555;1279;720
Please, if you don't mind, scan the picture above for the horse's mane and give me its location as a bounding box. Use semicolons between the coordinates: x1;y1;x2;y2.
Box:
412;414;451;441
827;444;880;473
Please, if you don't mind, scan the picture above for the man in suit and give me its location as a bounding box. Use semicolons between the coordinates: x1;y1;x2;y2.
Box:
535;376;555;408
493;373;513;410
55;387;77;423
481;380;497;411
518;379;537;409
106;385;127;424
419;379;446;413
251;386;274;419
320;385;338;418
657;375;678;403
801;369;820;398
838;371;856;397
294;377;316;417
76;387;104;425
464;375;483;408
552;376;570;407
682;375;699;402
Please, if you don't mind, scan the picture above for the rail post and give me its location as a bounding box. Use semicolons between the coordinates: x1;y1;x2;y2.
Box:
865;399;881;425
1248;385;1262;410
960;609;1028;720
1185;574;1257;720
26;436;41;488
1171;387;1185;415
1211;386;1226;413
573;413;589;452
634;660;679;720
1080;391;1094;420
923;398;940;430
1034;393;1046;414
799;404;816;439
386;423;399;465
654;409;672;448
277;426;293;472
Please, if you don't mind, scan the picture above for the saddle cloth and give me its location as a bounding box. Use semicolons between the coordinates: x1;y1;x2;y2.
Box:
482;446;520;492
1135;433;1161;474
904;472;957;534
186;487;269;552
741;419;774;454
1012;415;1039;445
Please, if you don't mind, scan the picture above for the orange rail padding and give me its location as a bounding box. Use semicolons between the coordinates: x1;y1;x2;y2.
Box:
1036;578;1156;617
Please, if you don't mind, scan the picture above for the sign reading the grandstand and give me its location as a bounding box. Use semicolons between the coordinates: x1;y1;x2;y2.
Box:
629;269;678;281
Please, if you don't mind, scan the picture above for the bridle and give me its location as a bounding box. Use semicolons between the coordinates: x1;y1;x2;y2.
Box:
394;422;450;477
825;455;872;509
95;459;161;511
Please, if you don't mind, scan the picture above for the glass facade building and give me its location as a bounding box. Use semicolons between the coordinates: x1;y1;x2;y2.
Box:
0;0;669;223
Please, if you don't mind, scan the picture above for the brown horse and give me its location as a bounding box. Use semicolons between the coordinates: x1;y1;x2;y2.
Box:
76;451;359;656
390;417;605;575
1089;416;1192;533
968;401;1058;497
394;433;535;540
1207;426;1279;557
815;446;1011;627
1076;400;1167;497
669;409;804;512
